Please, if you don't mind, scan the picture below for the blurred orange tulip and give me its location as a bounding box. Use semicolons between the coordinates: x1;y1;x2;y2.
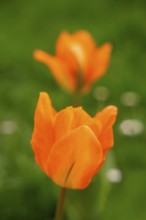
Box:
34;30;112;93
31;92;117;189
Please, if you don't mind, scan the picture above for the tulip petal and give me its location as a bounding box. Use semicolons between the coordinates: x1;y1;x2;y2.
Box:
56;31;95;73
56;32;79;72
54;106;95;140
72;30;96;60
87;118;102;137
86;43;112;85
53;107;74;140
95;105;118;153
47;126;103;189
71;107;91;129
31;92;56;173
34;50;75;91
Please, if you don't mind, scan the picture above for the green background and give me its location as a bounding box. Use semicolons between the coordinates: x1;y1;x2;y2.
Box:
0;0;146;219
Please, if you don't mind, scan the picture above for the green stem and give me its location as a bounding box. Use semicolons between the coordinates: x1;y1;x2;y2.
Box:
73;92;81;107
55;187;67;220
73;69;83;107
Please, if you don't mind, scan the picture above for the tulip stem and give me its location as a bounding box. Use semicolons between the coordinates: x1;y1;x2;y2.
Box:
73;92;81;107
55;187;67;220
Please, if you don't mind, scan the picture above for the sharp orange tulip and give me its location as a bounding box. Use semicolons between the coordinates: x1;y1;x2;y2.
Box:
34;30;112;93
31;92;117;189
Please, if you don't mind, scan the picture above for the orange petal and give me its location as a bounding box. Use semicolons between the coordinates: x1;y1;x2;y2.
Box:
71;107;91;129
54;106;94;140
95;105;118;153
56;32;79;73
87;118;102;138
86;42;112;84
72;30;96;61
34;50;75;91
47;126;103;189
31;92;56;174
53;106;74;141
56;31;95;72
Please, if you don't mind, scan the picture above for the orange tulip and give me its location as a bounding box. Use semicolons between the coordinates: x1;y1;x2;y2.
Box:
31;92;117;189
34;30;112;93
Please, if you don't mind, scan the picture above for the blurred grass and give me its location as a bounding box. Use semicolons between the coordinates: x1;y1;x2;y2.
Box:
0;0;146;219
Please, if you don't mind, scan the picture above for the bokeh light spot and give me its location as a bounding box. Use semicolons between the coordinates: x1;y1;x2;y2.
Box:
0;120;18;135
106;168;123;183
93;86;110;101
119;119;144;136
120;91;141;107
